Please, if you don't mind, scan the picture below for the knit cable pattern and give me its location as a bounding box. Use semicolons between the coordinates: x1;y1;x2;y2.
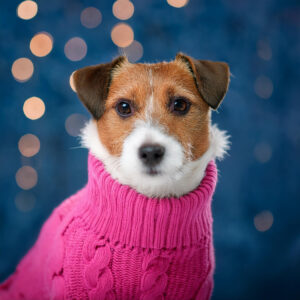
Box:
140;252;171;300
47;216;74;300
83;233;115;300
0;154;218;300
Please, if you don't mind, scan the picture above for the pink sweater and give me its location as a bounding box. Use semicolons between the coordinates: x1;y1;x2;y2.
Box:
0;153;217;300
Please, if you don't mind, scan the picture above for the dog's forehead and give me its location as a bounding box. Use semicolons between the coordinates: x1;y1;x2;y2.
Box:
109;60;199;97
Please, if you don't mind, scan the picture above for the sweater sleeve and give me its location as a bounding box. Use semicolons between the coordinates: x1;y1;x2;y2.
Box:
0;193;80;300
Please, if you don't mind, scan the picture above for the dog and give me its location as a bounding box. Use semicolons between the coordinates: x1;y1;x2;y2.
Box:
0;53;230;300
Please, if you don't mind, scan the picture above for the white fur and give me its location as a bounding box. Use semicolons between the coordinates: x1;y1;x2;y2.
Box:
145;69;154;122
81;119;230;198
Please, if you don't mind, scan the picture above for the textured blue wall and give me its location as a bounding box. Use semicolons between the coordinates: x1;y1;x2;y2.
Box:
0;0;299;299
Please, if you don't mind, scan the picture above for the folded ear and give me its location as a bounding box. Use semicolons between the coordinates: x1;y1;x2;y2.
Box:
73;56;127;119
175;53;230;109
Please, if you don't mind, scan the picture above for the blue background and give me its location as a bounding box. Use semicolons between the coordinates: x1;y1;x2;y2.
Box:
1;0;299;299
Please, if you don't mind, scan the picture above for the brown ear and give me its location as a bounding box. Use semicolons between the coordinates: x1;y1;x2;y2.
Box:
176;53;230;109
73;56;127;119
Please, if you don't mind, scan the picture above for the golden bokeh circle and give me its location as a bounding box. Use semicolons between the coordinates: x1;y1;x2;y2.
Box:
23;97;45;120
121;40;143;62
16;166;38;190
18;134;40;157
80;7;102;28
30;32;53;57
17;0;38;20
15;192;36;212
112;1;134;20
69;72;76;92
65;114;88;137
64;37;88;61
254;211;274;232
111;23;134;48
167;0;189;8
11;58;34;82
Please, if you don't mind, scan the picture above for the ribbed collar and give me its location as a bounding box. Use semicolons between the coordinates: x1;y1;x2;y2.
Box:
79;153;217;249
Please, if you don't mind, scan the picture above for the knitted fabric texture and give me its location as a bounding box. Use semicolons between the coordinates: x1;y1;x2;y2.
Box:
0;153;218;300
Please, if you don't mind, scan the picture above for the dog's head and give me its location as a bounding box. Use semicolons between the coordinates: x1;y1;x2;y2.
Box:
74;53;230;197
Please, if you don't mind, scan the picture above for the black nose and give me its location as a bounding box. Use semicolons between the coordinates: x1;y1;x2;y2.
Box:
138;144;165;167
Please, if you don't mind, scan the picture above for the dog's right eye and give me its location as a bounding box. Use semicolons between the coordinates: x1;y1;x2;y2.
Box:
115;100;133;118
169;97;191;116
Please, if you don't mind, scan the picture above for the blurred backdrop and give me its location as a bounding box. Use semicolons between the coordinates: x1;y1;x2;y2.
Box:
0;0;299;299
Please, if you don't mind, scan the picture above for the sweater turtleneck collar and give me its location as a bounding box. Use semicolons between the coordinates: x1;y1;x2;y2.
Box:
79;153;218;250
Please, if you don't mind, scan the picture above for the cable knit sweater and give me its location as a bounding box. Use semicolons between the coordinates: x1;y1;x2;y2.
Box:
0;153;217;300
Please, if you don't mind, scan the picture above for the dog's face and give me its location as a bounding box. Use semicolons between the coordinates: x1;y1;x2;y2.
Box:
74;53;230;197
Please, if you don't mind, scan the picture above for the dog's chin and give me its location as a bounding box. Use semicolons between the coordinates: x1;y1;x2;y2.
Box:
118;169;184;198
143;167;161;176
116;162;204;198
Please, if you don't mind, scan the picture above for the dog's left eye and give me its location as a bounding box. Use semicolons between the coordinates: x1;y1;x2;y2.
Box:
116;100;133;117
169;97;191;115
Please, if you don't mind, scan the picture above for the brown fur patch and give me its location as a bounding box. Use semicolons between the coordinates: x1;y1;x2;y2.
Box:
97;60;210;161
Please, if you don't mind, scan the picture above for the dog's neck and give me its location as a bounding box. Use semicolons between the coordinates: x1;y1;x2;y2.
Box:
81;120;229;198
79;153;217;248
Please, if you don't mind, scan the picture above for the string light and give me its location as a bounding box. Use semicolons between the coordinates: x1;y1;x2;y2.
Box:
64;37;87;61
15;192;36;212
254;211;274;232
30;32;53;57
17;0;38;20
80;7;102;28
23;97;45;120
69;72;76;92
18;134;40;157
120;40;143;62
167;0;189;8
16;166;38;190
11;58;34;82
113;1;134;20
65;114;88;137
111;23;134;48
254;75;273;99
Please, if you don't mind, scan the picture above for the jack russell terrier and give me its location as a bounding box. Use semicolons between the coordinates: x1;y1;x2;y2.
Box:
0;53;230;300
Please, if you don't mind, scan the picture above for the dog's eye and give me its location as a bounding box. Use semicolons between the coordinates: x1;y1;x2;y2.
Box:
169;97;191;115
116;100;133;117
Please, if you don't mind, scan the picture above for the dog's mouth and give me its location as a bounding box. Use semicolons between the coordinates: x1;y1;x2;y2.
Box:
145;167;161;176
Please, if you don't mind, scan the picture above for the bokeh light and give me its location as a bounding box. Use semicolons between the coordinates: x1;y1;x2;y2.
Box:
23;97;45;120
64;37;87;61
11;58;34;82
69;72;76;92
65;114;88;137
167;0;189;8
15;192;36;212
254;75;273;99
111;23;134;47
80;7;102;29
257;40;272;61
254;210;274;232
18;134;40;157
120;40;143;62
17;0;38;20
30;32;53;57
16;166;38;190
113;1;134;20
254;142;272;163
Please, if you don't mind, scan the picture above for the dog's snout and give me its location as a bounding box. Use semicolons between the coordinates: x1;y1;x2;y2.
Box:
138;144;165;167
